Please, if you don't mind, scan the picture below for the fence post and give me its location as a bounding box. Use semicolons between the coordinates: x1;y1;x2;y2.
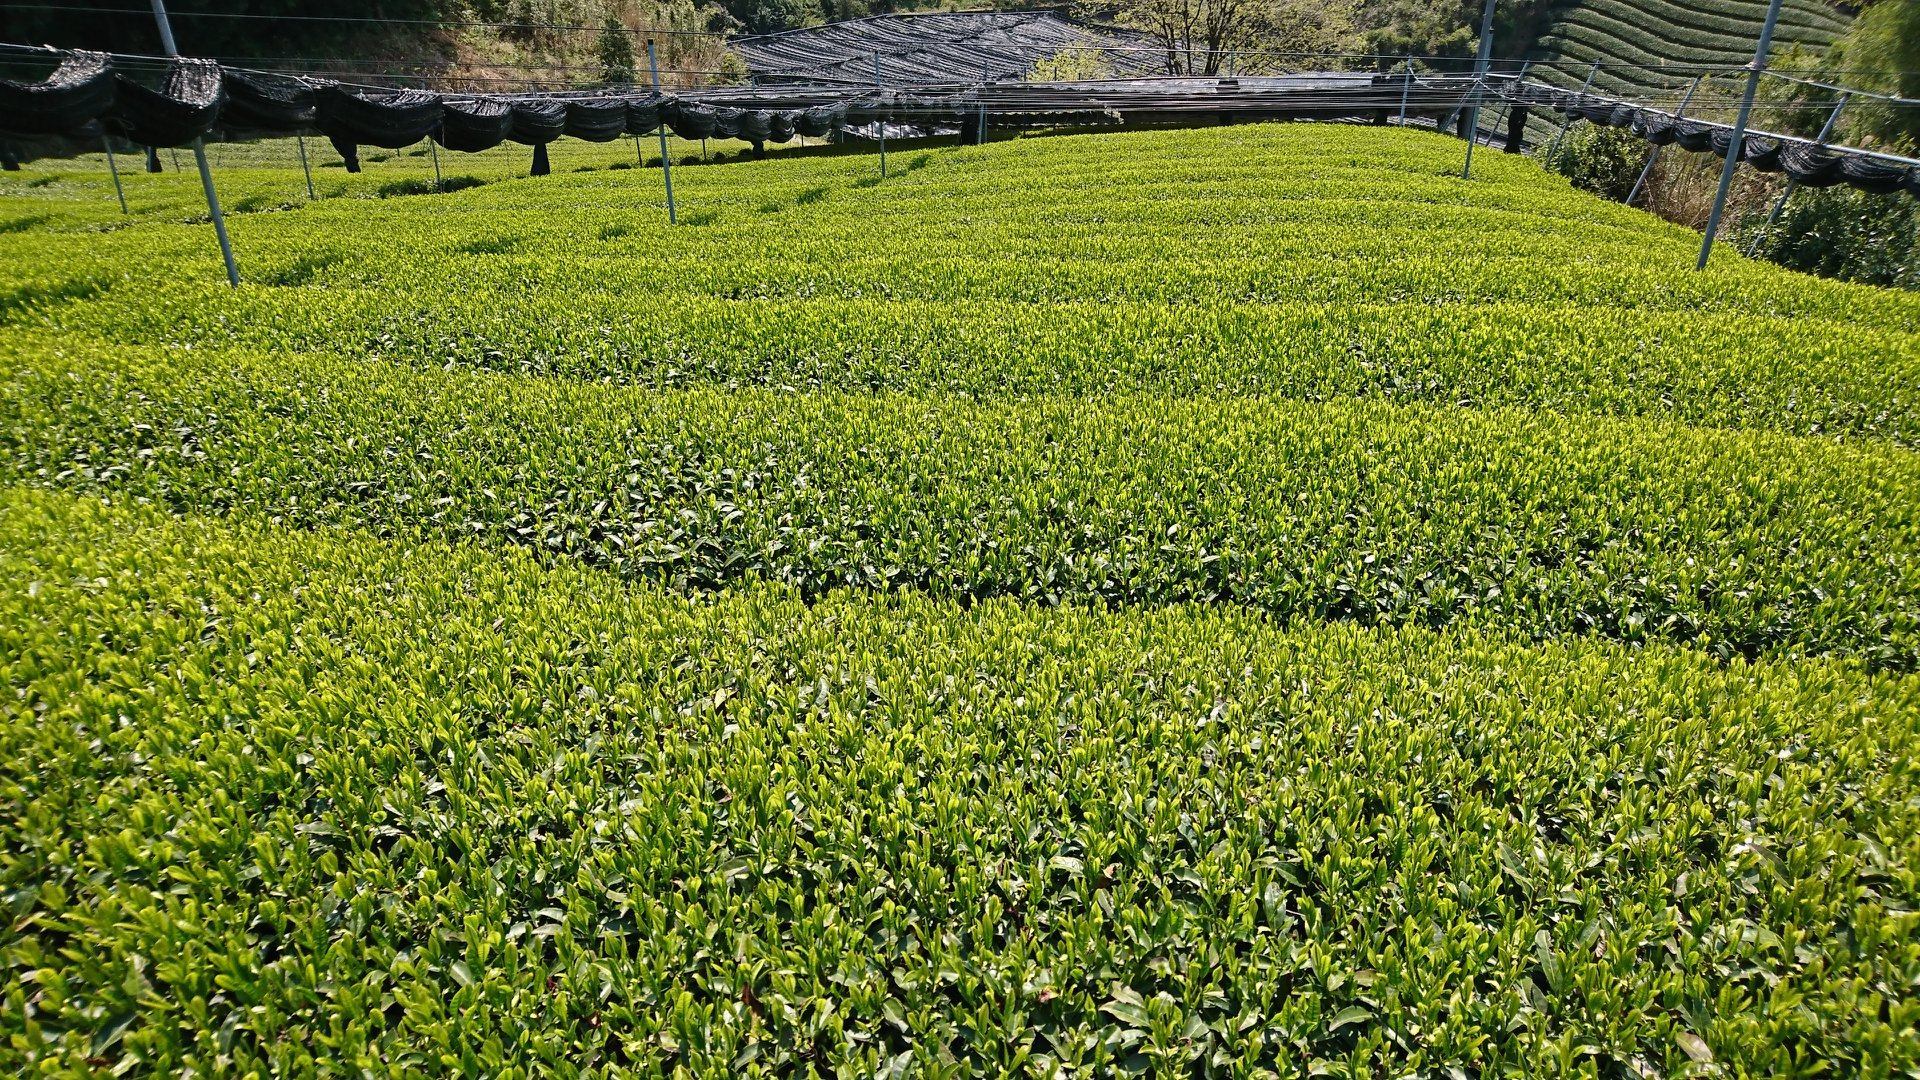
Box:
295;135;316;199
102;135;127;214
1698;0;1786;270
1750;92;1847;250
429;137;442;192
978;58;989;145
648;41;676;224
149;0;237;287
1543;60;1600;160
1628;73;1701;206
1461;0;1497;179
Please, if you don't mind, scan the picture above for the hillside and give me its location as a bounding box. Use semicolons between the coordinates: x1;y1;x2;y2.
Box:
1526;0;1852;110
2;126;1918;1074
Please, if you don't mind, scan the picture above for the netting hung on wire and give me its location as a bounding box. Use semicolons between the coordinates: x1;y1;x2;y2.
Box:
1781;142;1846;187
796;102;846;138
1838;155;1909;195
437;97;512;152
1742;136;1783;171
665;101;716;140
221;69;316;135
625;94;666;134
317;86;442;149
1674;118;1712;153
564;97;627;141
768;110;797;143
0;49;115;136
508;99;566;144
738;108;772;143
107;57;223;147
710;106;745;139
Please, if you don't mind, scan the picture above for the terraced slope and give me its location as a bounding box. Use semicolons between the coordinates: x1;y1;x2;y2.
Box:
1524;0;1851;138
1;125;1917;1075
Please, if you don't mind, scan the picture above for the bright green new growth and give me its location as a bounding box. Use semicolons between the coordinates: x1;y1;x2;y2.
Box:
2;123;1918;1075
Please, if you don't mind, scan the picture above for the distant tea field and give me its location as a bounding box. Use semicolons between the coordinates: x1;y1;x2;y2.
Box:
2;124;1917;1076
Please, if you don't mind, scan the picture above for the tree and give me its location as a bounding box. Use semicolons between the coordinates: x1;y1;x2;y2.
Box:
1824;0;1920;151
598;19;637;86
719;0;814;35
1112;0;1360;76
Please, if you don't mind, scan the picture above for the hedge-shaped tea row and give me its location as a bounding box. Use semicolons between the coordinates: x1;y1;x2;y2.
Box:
4;342;1918;667
3;488;1915;1075
23;272;1916;444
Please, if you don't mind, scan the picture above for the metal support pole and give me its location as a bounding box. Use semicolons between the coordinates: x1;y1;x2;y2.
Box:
150;0;236;287
978;59;989;145
1698;0;1786;270
874;51;887;177
1751;93;1846;249
1628;73;1701;206
1543;60;1600;159
647;41;675;224
1397;55;1412;126
1461;0;1497;179
633;132;644;164
296;135;315;200
102;136;127;214
429;138;441;192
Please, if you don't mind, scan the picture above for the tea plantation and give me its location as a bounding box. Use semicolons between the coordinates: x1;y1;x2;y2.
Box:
2;124;1917;1076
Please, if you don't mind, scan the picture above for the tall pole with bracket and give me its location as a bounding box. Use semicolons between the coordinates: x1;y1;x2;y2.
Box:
1461;0;1498;179
149;0;237;286
1697;0;1786;270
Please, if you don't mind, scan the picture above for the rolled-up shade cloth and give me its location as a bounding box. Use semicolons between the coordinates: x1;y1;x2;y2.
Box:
318;86;440;149
626;94;664;134
711;106;744;139
665;100;716;140
0;49;115;136
1708;128;1733;158
107;58;223;147
1636;114;1677;145
768;110;797;143
1606;104;1635;128
796;102;845;138
564;97;626;142
738;108;772;143
1576;100;1612;124
437;97;512;152
509;99;565;145
222;69;315;134
1838;155;1909;196
1741;136;1783;172
1780;142;1846;187
1674;119;1712;153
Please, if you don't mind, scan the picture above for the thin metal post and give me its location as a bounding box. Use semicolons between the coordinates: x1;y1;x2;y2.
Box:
1698;0;1786;270
875;51;887;177
647;41;675;224
1752;93;1846;247
102;135;127;214
978;58;988;145
1397;55;1412;126
428;138;442;191
150;0;236;287
296;135;315;199
633;132;644;164
1628;73;1701;206
1461;0;1498;179
1544;60;1600;159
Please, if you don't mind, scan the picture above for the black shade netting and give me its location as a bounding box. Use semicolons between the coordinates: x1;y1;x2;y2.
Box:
221;69;315;135
107;58;223;148
1636;114;1677;145
626;95;665;134
0;49;114;136
564;98;627;141
1606;104;1635;128
796;102;845;138
328;134;360;172
318;86;441;149
768;110;797;143
711;106;745;139
1742;136;1783;172
509;99;565;145
738;109;772;142
665;101;716;140
1839;155;1910;196
437;97;512;152
1576;100;1613;124
1708;128;1734;158
1781;142;1846;187
1674;119;1712;153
